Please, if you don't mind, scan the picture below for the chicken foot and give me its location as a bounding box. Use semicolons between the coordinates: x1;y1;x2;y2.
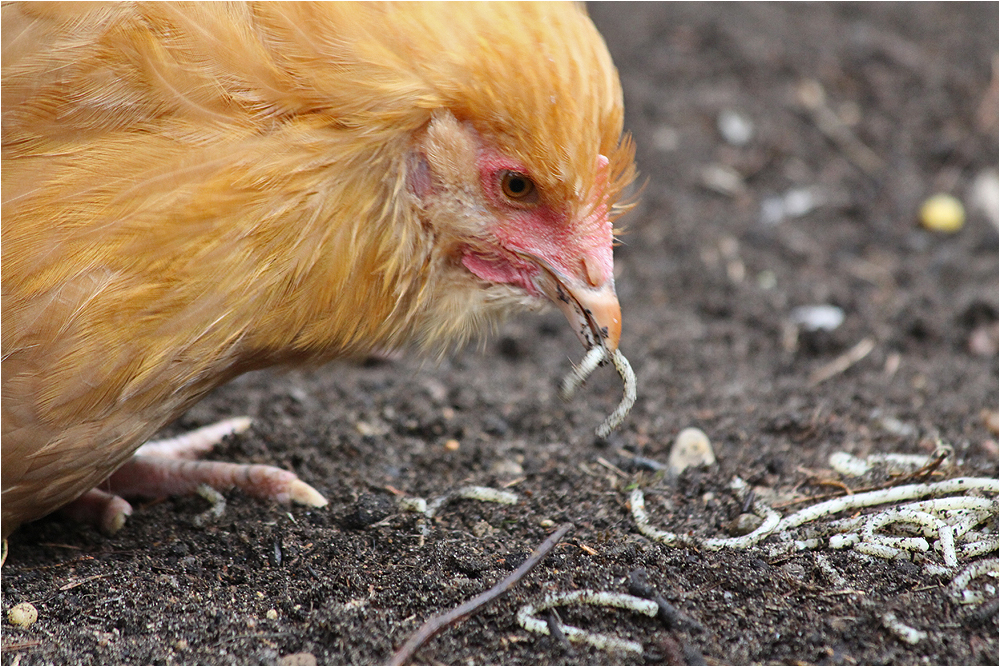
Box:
59;417;327;535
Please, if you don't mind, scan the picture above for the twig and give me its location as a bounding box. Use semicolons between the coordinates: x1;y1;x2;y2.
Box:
901;443;953;484
775;461;960;509
808;479;854;495
2;640;41;652
21;555;95;571
808;337;876;386
544;610;572;651
58;574;108;591
797;79;884;176
389;523;573;665
628;568;704;633
595;456;629;479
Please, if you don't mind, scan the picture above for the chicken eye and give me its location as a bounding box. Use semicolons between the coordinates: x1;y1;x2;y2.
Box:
500;171;537;203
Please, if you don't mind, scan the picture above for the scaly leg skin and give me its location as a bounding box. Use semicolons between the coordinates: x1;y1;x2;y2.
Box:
59;488;134;536
58;417;328;535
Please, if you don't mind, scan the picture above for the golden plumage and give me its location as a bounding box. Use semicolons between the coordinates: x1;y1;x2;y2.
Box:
2;2;635;538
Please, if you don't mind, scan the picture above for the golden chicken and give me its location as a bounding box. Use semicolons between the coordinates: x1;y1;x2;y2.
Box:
2;2;635;539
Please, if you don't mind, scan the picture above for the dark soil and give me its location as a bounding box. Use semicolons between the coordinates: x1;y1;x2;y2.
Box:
3;3;998;665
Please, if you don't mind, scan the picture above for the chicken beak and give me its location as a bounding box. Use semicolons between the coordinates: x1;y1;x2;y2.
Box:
560;279;622;353
532;261;622;353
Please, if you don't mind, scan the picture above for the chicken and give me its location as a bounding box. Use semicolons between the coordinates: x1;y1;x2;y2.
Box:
1;2;635;539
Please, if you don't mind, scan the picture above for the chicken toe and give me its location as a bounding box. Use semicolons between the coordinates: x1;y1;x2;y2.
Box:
106;454;329;507
60;418;327;535
133;417;255;460
59;488;134;536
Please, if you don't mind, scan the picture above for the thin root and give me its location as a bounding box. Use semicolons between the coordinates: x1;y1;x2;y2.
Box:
389;523;573;665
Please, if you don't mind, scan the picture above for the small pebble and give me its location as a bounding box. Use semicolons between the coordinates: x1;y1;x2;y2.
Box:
726;513;764;537
783;188;823;218
790;304;845;332
278;652;318;666
797;79;826;109
875;413;919;438
757;270;777;290
717;109;754;146
668;427;716;476
175;638;189;651
355;420;383;437
970;169;999;227
342;493;394;529
982;409;999;436
652;125;680;152
781;562;807;579
444;438;460;451
7;602;38;628
471;520;491;538
700;164;745;196
919;194;965;232
760;187;824;225
490;459;524;476
968;324;998;357
266;609;279;620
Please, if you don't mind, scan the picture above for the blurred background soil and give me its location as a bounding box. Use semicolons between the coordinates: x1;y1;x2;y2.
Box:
3;3;998;665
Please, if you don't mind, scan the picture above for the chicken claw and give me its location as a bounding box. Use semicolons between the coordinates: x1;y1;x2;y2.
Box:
60;418;327;535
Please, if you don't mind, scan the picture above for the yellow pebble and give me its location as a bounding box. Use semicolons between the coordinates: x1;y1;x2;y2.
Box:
919;194;965;232
444;439;460;451
8;602;38;628
266;609;279;620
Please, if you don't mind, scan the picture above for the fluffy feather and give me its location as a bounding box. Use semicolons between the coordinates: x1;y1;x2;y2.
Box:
2;1;636;537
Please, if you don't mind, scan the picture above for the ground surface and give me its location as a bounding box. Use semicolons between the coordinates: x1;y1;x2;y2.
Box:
2;3;998;666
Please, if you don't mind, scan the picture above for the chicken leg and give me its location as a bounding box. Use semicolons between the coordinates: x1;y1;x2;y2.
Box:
58;418;326;535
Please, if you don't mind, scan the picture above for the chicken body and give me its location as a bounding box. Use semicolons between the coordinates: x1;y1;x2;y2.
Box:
2;2;635;538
